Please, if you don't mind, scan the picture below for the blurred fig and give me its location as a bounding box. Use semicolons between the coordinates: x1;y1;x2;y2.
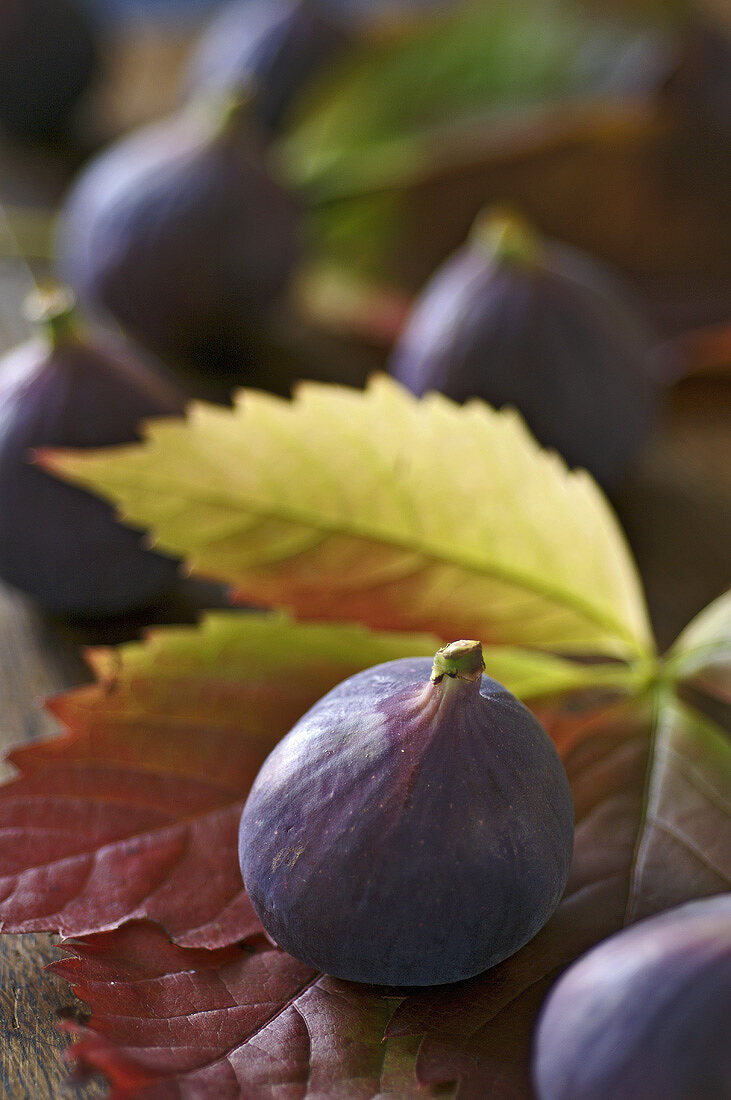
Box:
0;288;186;617
665;19;731;136
0;0;98;144
240;640;574;986
390;209;663;485
56;101;299;375
533;894;731;1100
186;0;350;135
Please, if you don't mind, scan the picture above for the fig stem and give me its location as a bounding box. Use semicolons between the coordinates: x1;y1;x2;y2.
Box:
24;285;80;347
430;640;484;684
471;207;541;268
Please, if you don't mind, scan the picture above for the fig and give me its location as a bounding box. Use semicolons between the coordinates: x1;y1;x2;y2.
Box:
0;288;186;617
532;893;731;1100
56;101;299;375
186;0;350;135
0;0;98;144
665;20;731;137
239;640;574;986
389;210;661;486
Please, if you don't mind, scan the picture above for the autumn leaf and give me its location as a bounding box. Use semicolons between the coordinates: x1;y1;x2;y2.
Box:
52;922;446;1100
44;377;653;661
46;685;731;1099
386;688;731;1097
0;612;440;946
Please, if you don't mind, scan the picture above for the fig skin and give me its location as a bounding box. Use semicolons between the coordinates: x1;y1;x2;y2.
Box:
0;294;186;617
186;0;350;135
532;894;731;1100
0;0;98;144
56;106;299;375
389;211;660;486
239;641;574;986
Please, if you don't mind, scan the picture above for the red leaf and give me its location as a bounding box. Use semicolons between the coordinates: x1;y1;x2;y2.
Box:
52;921;439;1100
384;691;731;1097
48;688;731;1098
0;612;436;946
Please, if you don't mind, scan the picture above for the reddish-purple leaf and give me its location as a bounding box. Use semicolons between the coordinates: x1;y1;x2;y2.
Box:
0;612;437;946
385;690;731;1097
52;921;444;1100
47;687;731;1099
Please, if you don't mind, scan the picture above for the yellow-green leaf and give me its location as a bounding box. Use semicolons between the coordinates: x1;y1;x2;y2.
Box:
667;589;731;698
45;377;653;660
84;611;441;744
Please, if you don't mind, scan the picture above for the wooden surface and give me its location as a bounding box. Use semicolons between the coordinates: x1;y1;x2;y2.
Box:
0;589;103;1100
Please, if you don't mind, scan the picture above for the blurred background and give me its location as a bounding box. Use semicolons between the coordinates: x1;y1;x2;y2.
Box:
0;0;728;651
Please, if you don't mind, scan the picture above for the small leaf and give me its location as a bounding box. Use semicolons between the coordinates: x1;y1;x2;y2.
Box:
668;589;731;700
45;377;653;660
52;922;446;1100
0;612;438;946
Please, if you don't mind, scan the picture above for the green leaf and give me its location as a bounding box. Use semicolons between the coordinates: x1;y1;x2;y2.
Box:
482;648;640;699
282;0;667;197
667;589;731;693
44;376;653;661
279;0;672;277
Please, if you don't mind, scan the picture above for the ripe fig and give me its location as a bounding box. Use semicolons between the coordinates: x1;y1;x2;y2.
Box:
186;0;350;135
56;101;299;375
532;894;731;1100
0;288;186;617
0;0;98;144
389;210;661;486
239;640;574;986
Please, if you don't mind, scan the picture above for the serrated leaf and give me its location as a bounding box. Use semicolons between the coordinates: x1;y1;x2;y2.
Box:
45;686;731;1099
387;690;731;1097
44;377;653;661
52;923;448;1100
0;612;439;946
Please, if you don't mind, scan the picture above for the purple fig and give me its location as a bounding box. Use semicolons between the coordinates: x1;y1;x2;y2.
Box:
533;894;731;1100
390;209;662;486
0;288;186;617
665;20;731;136
0;0;98;143
56;102;299;375
239;640;574;986
186;0;350;136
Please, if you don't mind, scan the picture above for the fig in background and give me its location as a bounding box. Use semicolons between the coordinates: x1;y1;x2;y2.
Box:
240;640;574;986
56;100;299;377
0;0;98;144
533;894;731;1100
389;209;666;486
0;288;186;618
664;18;731;137
186;0;351;136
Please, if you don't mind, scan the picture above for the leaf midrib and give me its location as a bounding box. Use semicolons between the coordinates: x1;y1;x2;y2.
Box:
87;469;650;659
